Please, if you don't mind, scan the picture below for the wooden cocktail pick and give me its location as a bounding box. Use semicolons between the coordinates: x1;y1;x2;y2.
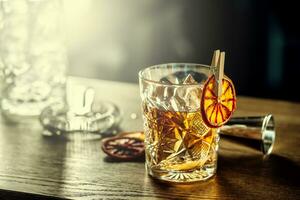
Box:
211;49;220;67
211;50;225;99
216;51;225;98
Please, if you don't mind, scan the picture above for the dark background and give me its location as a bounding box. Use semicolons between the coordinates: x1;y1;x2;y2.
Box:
66;0;300;102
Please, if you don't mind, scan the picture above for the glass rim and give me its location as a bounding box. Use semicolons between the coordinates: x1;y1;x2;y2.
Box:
138;63;211;87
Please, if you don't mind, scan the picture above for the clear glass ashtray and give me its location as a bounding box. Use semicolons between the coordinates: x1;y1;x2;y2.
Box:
40;101;121;140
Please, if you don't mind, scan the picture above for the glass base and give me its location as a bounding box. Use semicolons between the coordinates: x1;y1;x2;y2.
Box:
1;96;63;123
40;101;121;140
146;163;216;183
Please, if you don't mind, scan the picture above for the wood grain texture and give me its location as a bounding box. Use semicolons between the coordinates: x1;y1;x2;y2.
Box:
0;77;300;199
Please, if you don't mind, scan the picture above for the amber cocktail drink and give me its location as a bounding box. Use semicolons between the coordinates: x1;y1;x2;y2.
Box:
143;104;218;182
140;64;216;182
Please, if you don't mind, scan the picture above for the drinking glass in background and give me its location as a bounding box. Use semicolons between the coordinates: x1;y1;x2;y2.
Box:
139;63;218;183
0;0;67;120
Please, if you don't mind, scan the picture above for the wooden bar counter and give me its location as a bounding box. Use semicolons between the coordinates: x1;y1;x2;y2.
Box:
0;77;299;199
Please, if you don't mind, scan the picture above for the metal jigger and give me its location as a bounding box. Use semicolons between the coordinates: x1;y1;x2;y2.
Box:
220;115;275;155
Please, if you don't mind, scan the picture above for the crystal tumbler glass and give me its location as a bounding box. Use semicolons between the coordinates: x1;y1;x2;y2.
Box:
139;63;219;183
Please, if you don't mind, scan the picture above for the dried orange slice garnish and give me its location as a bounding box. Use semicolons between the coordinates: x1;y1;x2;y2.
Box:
201;75;236;128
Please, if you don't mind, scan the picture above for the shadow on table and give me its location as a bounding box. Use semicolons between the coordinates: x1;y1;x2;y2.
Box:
264;154;300;186
216;153;300;199
219;153;300;186
144;153;300;199
103;155;145;163
0;189;67;200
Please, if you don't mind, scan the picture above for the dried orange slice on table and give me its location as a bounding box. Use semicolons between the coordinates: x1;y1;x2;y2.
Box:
201;75;236;128
101;137;144;160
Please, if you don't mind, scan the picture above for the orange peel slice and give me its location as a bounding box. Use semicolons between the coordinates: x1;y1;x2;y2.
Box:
201;75;236;128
